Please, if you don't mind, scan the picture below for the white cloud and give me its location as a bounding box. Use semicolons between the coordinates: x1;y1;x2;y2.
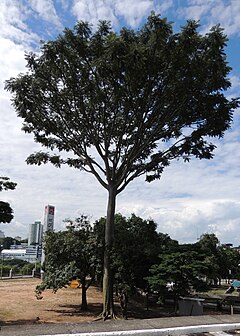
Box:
156;0;173;14
71;0;167;28
118;197;240;245
56;0;70;11
0;0;39;46
29;0;63;29
179;0;240;37
230;75;240;90
72;0;118;27
178;0;213;20
115;0;153;28
0;38;26;90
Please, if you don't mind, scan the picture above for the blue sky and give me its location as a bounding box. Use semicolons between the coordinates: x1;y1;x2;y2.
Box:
0;0;239;244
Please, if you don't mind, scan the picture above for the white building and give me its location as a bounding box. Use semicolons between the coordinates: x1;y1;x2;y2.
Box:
1;245;42;263
1;249;26;260
28;221;43;246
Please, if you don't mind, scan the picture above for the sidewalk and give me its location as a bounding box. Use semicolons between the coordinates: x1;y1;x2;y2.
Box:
1;314;240;336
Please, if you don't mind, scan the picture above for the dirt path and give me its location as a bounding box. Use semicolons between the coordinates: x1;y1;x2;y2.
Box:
0;278;103;325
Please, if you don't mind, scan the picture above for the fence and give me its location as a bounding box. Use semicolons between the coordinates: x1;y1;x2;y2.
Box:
0;267;39;279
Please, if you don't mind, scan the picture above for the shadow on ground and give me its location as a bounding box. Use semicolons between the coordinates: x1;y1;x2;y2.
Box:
46;303;102;317
0;318;45;326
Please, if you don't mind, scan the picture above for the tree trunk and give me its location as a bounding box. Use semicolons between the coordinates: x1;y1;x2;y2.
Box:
102;186;117;319
81;276;88;311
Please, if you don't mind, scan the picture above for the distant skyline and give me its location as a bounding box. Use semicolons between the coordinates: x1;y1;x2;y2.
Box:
0;0;239;244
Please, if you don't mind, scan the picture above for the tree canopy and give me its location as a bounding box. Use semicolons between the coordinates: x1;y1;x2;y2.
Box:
5;13;239;318
147;249;208;307
94;213;165;294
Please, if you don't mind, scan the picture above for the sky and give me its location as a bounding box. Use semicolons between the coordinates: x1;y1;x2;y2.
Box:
0;0;239;245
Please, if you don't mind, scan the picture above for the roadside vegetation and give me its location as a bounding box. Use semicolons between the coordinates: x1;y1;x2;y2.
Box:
1;213;240;323
36;213;240;316
0;259;41;277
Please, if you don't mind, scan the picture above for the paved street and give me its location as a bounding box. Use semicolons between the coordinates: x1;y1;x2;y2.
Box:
1;314;240;336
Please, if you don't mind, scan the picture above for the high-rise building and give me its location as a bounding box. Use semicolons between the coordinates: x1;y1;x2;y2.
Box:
0;230;5;238
28;221;43;246
41;205;55;269
43;205;55;232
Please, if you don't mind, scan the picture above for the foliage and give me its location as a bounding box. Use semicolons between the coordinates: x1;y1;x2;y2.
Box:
147;250;208;303
194;233;240;283
197;233;220;254
20;263;35;275
0;236;21;249
5;18;238;186
2;258;28;266
94;213;179;295
94;213;162;293
0;259;34;277
217;245;240;279
36;215;99;310
114;214;160;292
0;177;17;192
0;177;17;224
5;13;239;317
0;202;14;223
147;232;240;303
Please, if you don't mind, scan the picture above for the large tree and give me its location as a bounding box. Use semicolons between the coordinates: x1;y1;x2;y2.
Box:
5;14;239;318
0;177;17;223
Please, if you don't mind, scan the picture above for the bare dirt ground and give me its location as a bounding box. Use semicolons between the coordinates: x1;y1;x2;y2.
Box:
0;278;104;325
0;278;175;326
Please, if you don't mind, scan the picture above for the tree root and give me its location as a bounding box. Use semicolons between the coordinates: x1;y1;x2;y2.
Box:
95;311;118;321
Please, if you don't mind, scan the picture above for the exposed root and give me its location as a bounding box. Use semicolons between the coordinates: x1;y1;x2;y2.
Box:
95;311;118;321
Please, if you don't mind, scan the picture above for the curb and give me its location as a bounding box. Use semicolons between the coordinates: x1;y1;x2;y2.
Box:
39;322;240;336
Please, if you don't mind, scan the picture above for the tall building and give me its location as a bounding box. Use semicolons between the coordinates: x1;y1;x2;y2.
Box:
28;221;43;246
43;205;55;232
41;205;55;268
0;230;5;238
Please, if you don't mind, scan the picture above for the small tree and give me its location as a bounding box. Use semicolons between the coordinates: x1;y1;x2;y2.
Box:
36;216;97;310
5;14;239;318
0;177;17;223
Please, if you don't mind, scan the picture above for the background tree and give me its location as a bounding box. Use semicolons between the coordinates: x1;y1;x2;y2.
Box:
147;249;208;309
0;236;20;249
5;14;239;318
217;245;240;281
197;233;220;255
36;215;98;310
0;177;17;223
195;233;221;284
